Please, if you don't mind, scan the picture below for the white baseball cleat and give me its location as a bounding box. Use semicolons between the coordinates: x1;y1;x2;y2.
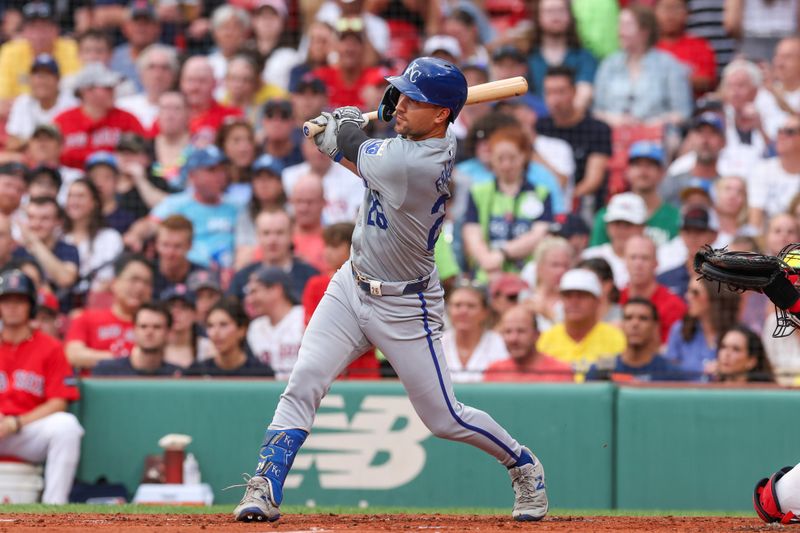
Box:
232;475;281;522
509;450;548;522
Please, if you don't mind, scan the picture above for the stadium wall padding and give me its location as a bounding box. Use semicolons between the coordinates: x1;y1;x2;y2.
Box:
74;380;797;510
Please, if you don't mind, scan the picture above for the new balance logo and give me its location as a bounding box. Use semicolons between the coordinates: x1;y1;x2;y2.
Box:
285;395;431;489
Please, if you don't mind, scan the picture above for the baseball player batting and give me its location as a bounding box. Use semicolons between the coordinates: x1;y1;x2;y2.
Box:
232;57;548;523
695;245;800;524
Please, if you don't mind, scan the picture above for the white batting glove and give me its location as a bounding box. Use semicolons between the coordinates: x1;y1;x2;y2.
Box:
333;106;367;129
310;112;342;162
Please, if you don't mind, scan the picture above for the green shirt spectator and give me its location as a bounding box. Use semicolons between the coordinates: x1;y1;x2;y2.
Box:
572;0;619;59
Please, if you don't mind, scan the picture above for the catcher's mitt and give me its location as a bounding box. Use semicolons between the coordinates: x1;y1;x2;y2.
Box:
693;246;793;292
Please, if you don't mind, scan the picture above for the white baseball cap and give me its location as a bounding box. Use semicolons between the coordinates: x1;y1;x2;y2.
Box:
603;192;647;225
559;269;602;298
422;35;462;61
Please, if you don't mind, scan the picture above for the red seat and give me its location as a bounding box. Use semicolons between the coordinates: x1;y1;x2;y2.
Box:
607;124;664;199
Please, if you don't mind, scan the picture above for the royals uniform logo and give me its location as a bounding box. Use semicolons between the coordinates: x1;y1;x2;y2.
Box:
285;395;430;490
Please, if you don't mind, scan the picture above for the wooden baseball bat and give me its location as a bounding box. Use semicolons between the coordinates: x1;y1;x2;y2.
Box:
302;76;529;138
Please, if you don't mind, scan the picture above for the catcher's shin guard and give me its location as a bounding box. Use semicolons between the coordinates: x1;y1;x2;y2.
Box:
753;466;799;524
254;428;308;506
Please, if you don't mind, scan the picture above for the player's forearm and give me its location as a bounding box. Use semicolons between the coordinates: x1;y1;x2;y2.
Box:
337;123;369;164
66;341;113;369
574;155;608;196
505;222;548;260
18;398;67;428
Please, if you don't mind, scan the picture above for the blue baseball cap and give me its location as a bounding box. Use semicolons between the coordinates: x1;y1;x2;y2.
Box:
85;151;118;172
160;283;196;305
691;111;724;134
251;154;284;176
250;266;298;303
184;145;226;173
628;141;664;166
31;54;59;76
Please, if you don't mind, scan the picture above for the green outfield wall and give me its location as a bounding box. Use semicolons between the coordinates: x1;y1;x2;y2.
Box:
74;379;798;511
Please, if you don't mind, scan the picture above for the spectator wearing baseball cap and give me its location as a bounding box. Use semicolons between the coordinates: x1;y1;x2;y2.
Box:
591;141;680;249
423;35;462;65
159;284;215;369
0;1;80;107
127;145;238;269
660;112;725;206
315;0;390;64
53;63;146;169
289;74;328;125
536;268;626;376
549;213;590;256
489;273;529;324
5;54;77;150
260;98;305;169
83;152;137;235
245;266;305;379
656;205;720;298
187;269;223;323
582;193;646;289
491;46;528;82
110;0;162;91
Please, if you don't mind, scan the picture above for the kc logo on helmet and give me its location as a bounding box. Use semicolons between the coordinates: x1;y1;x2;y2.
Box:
406;62;421;83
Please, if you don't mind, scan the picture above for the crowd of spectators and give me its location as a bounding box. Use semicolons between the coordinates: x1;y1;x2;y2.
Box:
1;0;799;413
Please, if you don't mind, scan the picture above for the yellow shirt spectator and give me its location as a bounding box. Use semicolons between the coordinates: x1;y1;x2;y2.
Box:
536;322;627;374
0;37;81;100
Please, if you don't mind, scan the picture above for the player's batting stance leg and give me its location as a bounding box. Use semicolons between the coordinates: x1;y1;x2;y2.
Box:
233;57;547;524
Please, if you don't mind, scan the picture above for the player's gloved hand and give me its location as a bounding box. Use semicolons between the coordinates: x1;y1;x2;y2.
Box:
310;112;342;162
332;106;367;129
377;85;400;122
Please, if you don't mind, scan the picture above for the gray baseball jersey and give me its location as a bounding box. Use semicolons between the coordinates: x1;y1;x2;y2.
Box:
351;129;456;281
268;127;528;470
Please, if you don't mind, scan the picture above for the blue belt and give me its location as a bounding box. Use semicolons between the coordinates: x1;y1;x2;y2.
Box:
351;264;430;296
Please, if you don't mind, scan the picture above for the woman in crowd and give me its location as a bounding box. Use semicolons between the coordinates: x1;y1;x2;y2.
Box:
186;297;273;377
62;178;124;298
665;277;741;380
713;325;773;383
714;176;757;245
594;4;692;127
527;0;596;112
217;117;257;206
221;54;285;127
763;213;800;255
287;21;337;91
462;125;556;281
521;236;575;332
442;282;509;383
577;257;621;325
162;288;215;369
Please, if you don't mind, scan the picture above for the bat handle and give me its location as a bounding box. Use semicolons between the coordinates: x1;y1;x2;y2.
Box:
303;111;379;138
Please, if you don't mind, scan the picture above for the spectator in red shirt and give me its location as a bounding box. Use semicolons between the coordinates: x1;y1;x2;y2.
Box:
54;63;146;169
312;17;384;109
290;174;326;273
0;269;82;504
65;253;153;371
179;55;242;147
620;234;686;343
655;0;717;95
301;222;380;379
485;305;574;382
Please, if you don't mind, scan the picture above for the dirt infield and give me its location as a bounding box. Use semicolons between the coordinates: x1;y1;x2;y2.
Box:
0;513;774;532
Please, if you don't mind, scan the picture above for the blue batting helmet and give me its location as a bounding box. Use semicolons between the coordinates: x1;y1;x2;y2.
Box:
384;57;468;123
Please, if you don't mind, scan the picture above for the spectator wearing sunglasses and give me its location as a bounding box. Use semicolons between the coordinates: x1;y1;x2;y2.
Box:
748;114;800;230
489;273;529;328
261;98;304;168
